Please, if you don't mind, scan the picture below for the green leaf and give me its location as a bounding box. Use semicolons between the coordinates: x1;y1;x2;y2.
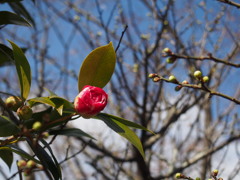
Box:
8;2;35;27
97;114;145;158
4;145;40;164
40;139;62;180
0;148;13;169
0;116;20;137
78;42;116;91
49;128;96;140
8;40;31;100
28;96;74;116
0;11;31;26
27;140;61;180
28;97;56;108
0;44;14;67
98;113;154;134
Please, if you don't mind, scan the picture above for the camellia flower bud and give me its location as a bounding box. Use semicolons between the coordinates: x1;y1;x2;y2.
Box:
194;70;202;79
5;96;23;111
74;85;108;118
175;173;184;179
212;169;218;176
202;76;209;83
175;85;182;91
17;106;33;120
148;73;158;78
153;77;161;82
17;160;27;168
182;80;189;84
166;57;176;64
162;47;172;54
195;177;201;180
169;75;177;83
32;121;42;130
26;160;36;168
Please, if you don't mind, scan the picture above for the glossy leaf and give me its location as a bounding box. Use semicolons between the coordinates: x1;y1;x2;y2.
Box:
9;40;31;100
96;114;145;158
28;97;56;108
78;42;116;91
0;116;20;137
49;128;96;140
0;44;14;67
7;145;41;163
40;139;62;180
8;2;35;27
0;148;13;169
0;11;31;26
28;96;74;115
98;113;154;134
27;140;61;180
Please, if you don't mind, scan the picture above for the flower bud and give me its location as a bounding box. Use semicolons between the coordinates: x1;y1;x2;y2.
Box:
26;160;36;168
166;57;176;64
17;106;33;120
32;121;42;130
74;85;108;118
5;96;23;111
212;169;218;176
195;177;201;180
194;70;202;79
182;80;189;84
169;75;177;83
175;173;185;179
202;76;209;83
17;160;27;168
175;85;182;91
148;73;158;78
42;132;49;139
162;47;172;54
153;77;161;82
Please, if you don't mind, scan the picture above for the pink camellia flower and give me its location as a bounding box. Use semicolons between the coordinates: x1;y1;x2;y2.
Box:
74;85;108;118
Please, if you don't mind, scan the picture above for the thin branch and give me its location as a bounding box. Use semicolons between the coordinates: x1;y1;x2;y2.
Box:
168;53;240;68
150;75;240;104
115;25;128;53
217;0;240;9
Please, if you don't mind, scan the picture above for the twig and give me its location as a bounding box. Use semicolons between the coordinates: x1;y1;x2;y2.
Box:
168;53;240;68
151;75;240;105
115;25;128;53
217;0;240;9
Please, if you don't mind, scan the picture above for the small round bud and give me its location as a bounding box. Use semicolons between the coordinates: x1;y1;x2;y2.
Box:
212;169;218;176
182;80;189;84
148;73;158;78
202;76;209;83
175;173;181;179
17;106;33;120
169;75;177;83
194;70;202;79
195;177;201;180
26;160;36;168
17;160;27;168
42;132;49;139
208;179;213;180
175;85;182;91
166;57;176;64
32;121;42;130
5;96;23;111
162;48;172;54
153;77;161;82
